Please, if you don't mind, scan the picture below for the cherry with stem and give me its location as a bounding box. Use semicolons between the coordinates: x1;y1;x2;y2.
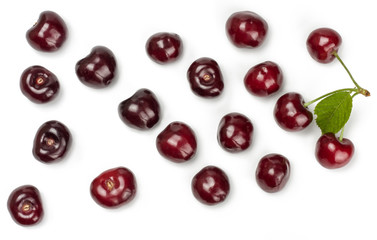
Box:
304;49;370;169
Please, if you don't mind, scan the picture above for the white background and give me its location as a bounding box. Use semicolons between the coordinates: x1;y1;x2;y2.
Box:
0;0;376;239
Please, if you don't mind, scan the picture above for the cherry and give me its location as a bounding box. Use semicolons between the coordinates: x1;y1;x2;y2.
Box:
75;46;117;88
146;32;182;64
90;167;137;208
26;11;68;52
306;28;342;63
217;112;253;152
8;185;43;226
226;11;268;48
255;153;290;193
273;92;313;131
244;61;283;97
118;88;161;130
20;65;60;103
191;166;230;205
156;121;197;163
315;133;354;169
187;57;224;98
33;120;72;163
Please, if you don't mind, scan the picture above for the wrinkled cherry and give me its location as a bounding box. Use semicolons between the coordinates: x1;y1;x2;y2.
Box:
217;112;253;152
226;11;268;48
8;185;44;226
187;57;224;98
191;166;230;205
20;65;60;103
33;120;71;163
90;167;137;208
26;11;68;52
273;92;313;131
244;61;283;97
146;32;182;64
156;121;197;163
315;133;354;169
118;88;161;130
306;28;342;63
75;46;117;88
255;153;290;193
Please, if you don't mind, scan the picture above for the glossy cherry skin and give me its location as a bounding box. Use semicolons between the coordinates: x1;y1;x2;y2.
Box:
273;92;313;131
187;57;224;98
244;61;283;97
146;32;182;64
217;112;253;152
8;185;44;226
33;120;72;163
26;11;68;52
90;167;137;208
156;122;197;163
118;88;161;130
20;65;60;103
192;166;230;205
306;28;342;63
255;154;290;193
315;133;354;169
75;46;117;88
226;11;268;48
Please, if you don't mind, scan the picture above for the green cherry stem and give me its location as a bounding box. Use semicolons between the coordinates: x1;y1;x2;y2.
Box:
303;88;356;107
339;126;345;142
351;92;359;99
304;51;371;108
332;51;370;97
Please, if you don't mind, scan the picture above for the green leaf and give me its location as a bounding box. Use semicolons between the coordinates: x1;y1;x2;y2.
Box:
314;91;353;134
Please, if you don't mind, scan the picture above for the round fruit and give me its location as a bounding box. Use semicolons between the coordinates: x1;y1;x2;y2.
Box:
156;121;197;163
33;120;72;163
226;11;268;48
306;27;342;63
255;153;290;193
146;32;182;64
75;46;117;88
90;167;137;208
315;133;354;169
244;61;283;96
191;166;230;205
8;185;44;226
20;65;60;103
187;57;224;98
273;92;313;131
26;11;68;52
217;112;254;152
118;88;161;130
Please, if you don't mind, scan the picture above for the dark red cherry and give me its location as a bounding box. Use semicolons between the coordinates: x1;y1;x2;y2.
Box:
273;92;313;131
118;88;161;130
75;46;117;88
217;112;254;152
315;133;354;169
226;11;268;48
191;166;230;205
20;65;60;103
244;61;283;97
156;121;197;163
33;120;71;163
8;185;44;226
146;32;182;64
306;28;342;63
255;153;290;193
26;11;68;52
187;57;224;98
90;167;137;208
